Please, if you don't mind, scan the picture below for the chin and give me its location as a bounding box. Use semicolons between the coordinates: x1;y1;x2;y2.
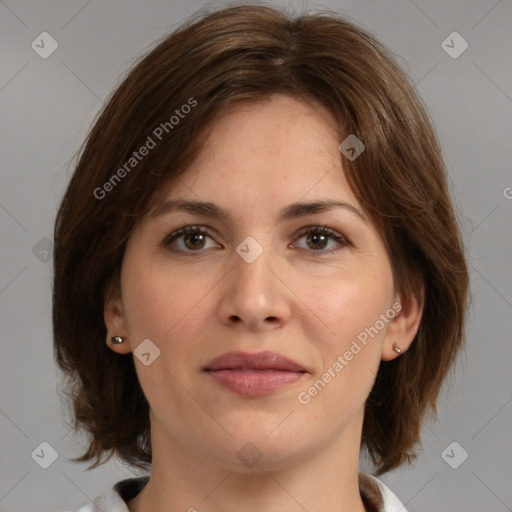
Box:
213;445;307;474
205;428;313;473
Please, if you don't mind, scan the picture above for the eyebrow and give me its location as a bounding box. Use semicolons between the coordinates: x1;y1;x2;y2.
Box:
149;199;367;223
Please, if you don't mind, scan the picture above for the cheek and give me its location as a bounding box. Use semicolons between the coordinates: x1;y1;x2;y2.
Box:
292;264;393;409
121;260;210;340
295;278;389;419
120;262;211;401
121;260;217;396
294;266;394;351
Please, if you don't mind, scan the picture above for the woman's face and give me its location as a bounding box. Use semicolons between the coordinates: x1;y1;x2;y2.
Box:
106;95;415;472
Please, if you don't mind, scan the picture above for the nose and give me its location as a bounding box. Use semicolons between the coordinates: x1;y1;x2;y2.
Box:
217;239;292;332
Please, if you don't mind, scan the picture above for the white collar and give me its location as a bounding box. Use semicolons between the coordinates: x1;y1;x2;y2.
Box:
359;472;408;512
74;473;407;512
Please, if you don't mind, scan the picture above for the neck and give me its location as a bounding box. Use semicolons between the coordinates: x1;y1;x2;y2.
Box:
128;410;368;512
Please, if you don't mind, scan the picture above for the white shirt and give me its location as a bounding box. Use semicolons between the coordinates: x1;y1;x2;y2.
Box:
65;472;407;512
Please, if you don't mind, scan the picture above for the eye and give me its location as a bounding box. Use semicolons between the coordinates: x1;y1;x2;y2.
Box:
162;225;348;256
163;226;220;254
293;226;348;253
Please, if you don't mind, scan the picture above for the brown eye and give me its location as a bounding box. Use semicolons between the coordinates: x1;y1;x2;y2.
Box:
294;226;348;253
183;232;206;250
306;232;329;250
163;226;220;254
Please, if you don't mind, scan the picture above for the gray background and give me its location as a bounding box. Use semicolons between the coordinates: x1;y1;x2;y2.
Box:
1;0;511;511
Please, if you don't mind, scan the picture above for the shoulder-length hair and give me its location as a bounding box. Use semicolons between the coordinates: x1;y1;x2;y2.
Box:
53;4;468;476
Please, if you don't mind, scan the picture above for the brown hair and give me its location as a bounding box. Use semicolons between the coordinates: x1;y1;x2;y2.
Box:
53;4;469;476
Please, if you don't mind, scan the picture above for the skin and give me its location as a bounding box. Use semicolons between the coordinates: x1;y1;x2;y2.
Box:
105;95;423;512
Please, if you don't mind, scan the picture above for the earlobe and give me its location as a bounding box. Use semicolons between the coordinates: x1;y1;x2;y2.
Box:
104;281;132;354
392;343;403;355
382;285;424;361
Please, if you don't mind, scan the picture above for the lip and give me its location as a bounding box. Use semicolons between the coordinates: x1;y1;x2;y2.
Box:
203;351;308;396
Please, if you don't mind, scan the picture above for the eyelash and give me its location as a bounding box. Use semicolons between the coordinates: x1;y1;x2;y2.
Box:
162;225;349;256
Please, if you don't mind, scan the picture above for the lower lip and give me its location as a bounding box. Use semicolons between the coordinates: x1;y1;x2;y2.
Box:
206;369;305;396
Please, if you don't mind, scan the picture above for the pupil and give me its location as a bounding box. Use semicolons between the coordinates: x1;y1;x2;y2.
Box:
186;233;205;249
308;233;327;250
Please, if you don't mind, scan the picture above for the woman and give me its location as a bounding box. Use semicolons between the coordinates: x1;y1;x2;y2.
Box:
53;5;469;512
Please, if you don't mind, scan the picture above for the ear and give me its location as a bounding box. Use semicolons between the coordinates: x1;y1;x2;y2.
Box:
104;276;132;355
381;283;424;361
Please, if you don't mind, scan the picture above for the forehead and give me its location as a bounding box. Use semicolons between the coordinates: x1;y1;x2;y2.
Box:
193;95;339;169
156;95;358;210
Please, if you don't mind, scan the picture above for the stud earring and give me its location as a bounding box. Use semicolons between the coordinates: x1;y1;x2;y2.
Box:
111;336;126;344
392;343;402;354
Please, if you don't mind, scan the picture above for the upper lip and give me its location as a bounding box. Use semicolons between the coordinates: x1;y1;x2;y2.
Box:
203;351;307;372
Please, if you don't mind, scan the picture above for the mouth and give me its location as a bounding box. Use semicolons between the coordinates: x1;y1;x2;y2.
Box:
203;351;308;396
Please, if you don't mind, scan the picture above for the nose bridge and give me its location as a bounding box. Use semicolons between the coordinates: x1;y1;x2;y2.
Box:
217;233;291;330
232;233;275;295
